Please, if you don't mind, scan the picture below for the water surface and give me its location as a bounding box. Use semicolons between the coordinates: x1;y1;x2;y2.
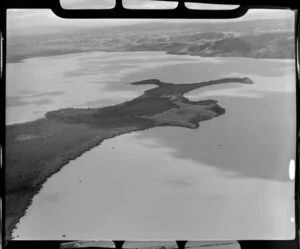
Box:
7;52;296;240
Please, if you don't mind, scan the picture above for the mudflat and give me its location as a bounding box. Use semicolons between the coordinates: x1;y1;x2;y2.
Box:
5;77;253;239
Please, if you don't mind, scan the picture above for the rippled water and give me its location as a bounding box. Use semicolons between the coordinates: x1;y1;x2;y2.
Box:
7;52;296;240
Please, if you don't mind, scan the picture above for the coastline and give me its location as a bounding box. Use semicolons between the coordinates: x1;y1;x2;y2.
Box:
6;121;153;240
6;48;294;64
5;77;253;239
6;49;87;63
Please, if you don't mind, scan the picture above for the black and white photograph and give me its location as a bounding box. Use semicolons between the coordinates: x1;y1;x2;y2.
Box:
4;0;297;242
60;240;241;249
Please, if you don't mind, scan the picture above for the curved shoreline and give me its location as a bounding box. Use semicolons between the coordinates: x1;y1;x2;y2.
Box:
7;49;294;64
7;125;152;240
5;77;253;239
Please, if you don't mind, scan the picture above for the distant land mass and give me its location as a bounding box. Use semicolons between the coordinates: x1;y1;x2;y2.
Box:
5;77;253;239
7;18;294;62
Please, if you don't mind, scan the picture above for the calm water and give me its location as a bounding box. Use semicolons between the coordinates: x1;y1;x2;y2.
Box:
6;52;201;125
7;52;296;240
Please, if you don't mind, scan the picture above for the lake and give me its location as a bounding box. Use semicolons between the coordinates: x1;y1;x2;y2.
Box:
6;52;297;240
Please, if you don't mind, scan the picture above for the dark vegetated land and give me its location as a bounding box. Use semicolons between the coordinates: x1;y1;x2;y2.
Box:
5;77;253;239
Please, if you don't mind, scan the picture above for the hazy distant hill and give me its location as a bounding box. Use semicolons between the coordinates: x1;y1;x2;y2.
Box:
118;31;294;59
7;17;295;62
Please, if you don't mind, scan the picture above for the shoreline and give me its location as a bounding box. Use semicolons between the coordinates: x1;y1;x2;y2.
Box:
6;49;88;63
6;49;294;64
7;124;154;240
5;77;254;240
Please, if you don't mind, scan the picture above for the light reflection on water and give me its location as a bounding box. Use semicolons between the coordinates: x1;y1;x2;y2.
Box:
8;52;296;240
137;92;296;181
12;130;295;240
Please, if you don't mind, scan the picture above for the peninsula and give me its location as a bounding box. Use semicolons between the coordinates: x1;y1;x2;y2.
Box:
5;77;253;239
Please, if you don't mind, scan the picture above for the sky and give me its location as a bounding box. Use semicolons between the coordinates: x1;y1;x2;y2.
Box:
7;0;295;35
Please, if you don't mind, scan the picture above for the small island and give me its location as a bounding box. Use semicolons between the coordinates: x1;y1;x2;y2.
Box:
5;77;253;239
